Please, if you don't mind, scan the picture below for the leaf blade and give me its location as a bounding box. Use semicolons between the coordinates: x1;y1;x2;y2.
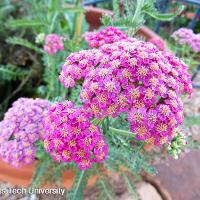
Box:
6;37;43;53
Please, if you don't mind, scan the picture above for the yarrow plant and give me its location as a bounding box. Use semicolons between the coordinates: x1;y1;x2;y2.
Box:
0;98;50;167
44;34;64;55
59;32;192;147
43;100;107;170
1;0;194;198
172;28;200;53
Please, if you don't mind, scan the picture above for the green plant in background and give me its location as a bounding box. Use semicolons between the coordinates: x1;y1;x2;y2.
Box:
5;0;88;100
0;0;89;119
0;2;38;118
0;0;14;35
102;0;184;35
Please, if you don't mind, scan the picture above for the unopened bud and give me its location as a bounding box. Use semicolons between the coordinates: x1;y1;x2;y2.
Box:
35;33;45;44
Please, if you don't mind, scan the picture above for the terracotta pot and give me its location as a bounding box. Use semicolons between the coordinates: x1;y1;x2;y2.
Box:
0;160;98;189
143;143;154;151
85;6;113;30
186;12;200;20
85;6;165;44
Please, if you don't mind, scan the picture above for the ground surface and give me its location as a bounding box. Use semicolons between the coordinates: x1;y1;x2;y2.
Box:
155;150;200;200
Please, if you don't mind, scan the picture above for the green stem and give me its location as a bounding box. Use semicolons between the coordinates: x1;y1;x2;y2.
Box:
128;0;144;36
73;0;83;39
91;118;134;138
109;127;135;138
113;0;120;18
94;166;115;200
46;55;56;99
92;118;106;126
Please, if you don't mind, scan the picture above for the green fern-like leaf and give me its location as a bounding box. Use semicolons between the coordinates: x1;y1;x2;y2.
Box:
122;174;140;200
102;0;184;35
112;0;120;18
67;170;90;200
106;127;154;176
6;37;43;53
97;180;115;200
31;158;52;188
95;168;116;200
6;18;44;28
0;64;29;82
143;5;185;21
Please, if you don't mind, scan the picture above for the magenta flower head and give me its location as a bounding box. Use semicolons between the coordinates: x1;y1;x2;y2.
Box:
44;34;64;55
0;98;50;167
61;39;192;146
171;28;200;53
59;28;138;88
83;26;129;48
43;100;108;170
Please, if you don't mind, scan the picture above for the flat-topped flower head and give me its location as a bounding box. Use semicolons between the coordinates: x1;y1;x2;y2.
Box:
43;100;108;170
77;40;192;146
59;28;138;89
0;98;50;167
44;34;64;55
172;28;200;53
3;98;50;143
172;28;194;43
60;34;192;146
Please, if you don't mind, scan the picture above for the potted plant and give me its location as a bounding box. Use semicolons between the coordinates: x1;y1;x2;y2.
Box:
0;1;194;199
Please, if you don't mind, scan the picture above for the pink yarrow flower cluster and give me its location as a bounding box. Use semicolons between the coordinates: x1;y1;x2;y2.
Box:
44;34;64;55
0;98;50;167
83;26;129;48
0;137;36;168
59;39;192;146
59;37;137;88
59;49;101;88
43;101;108;170
172;28;200;53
